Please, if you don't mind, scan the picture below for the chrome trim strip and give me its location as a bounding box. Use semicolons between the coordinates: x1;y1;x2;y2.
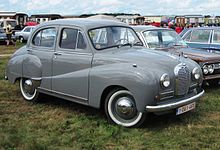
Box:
146;90;204;112
160;90;174;95
160;95;174;100
31;77;42;80
38;87;88;101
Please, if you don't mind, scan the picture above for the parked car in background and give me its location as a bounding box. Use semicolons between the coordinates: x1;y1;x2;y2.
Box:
133;25;220;85
6;19;204;127
0;19;17;30
15;26;35;43
0;28;16;44
180;27;220;51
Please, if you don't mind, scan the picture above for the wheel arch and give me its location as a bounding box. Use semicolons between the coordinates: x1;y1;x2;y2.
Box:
100;85;128;110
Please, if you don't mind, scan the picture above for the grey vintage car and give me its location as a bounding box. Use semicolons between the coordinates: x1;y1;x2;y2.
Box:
6;19;204;127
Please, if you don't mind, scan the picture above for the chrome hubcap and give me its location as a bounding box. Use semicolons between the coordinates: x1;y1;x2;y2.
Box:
23;79;35;95
115;97;136;119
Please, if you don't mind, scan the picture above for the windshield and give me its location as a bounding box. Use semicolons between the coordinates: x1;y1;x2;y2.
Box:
89;26;143;50
143;30;187;48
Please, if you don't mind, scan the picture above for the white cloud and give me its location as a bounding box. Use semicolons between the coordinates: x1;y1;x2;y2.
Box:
4;0;220;16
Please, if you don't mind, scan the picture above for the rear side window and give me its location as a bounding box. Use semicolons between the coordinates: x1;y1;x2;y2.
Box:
59;28;87;50
189;29;211;43
32;27;56;48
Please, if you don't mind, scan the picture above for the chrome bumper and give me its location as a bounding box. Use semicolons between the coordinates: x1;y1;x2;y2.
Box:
146;90;205;112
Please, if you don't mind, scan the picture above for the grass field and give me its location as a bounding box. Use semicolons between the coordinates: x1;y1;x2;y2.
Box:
0;45;220;150
0;42;24;55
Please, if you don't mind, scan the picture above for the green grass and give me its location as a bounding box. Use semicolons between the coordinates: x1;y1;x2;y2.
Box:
0;45;220;150
0;42;25;55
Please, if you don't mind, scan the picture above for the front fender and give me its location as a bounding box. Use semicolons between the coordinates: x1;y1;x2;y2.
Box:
89;64;159;112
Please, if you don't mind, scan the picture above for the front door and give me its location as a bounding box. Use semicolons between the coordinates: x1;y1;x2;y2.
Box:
52;27;93;101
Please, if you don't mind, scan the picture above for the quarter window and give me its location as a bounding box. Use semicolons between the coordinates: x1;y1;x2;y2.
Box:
189;29;211;43
32;27;56;48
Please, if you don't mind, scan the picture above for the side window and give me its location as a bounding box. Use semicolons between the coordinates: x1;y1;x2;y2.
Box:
143;31;159;48
60;28;87;50
24;27;31;32
190;29;211;43
77;32;87;49
32;27;56;48
60;28;78;49
33;30;41;46
213;30;220;44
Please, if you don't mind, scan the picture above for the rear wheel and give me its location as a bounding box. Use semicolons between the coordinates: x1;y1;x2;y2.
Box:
105;89;146;127
19;78;40;102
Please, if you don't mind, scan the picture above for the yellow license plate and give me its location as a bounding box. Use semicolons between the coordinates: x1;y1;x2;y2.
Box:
176;102;196;115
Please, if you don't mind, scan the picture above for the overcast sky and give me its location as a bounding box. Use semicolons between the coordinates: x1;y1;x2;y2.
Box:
0;0;219;16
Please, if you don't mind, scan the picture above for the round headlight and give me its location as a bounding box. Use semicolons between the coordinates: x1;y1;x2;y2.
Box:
202;65;209;74
208;64;214;74
192;67;200;80
160;73;170;88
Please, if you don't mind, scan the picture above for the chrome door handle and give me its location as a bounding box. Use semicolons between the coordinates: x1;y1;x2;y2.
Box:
54;52;62;55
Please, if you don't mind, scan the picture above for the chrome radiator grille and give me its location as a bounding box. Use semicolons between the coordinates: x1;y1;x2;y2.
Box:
175;64;190;96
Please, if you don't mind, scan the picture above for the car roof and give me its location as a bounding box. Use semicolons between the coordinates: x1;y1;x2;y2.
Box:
132;25;173;32
38;18;128;30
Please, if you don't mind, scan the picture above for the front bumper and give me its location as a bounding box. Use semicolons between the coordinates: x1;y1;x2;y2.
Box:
204;74;220;80
146;90;204;112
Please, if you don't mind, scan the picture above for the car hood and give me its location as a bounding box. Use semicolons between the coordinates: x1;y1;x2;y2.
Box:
98;47;196;73
157;46;220;63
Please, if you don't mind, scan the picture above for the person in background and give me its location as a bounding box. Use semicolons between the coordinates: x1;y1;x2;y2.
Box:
5;23;15;46
168;22;175;30
175;23;183;34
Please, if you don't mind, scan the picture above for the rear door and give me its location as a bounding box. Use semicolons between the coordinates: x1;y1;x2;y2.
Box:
27;26;57;90
52;26;93;101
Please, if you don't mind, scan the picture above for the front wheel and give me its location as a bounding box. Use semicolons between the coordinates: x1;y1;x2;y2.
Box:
20;78;40;102
105;89;146;127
